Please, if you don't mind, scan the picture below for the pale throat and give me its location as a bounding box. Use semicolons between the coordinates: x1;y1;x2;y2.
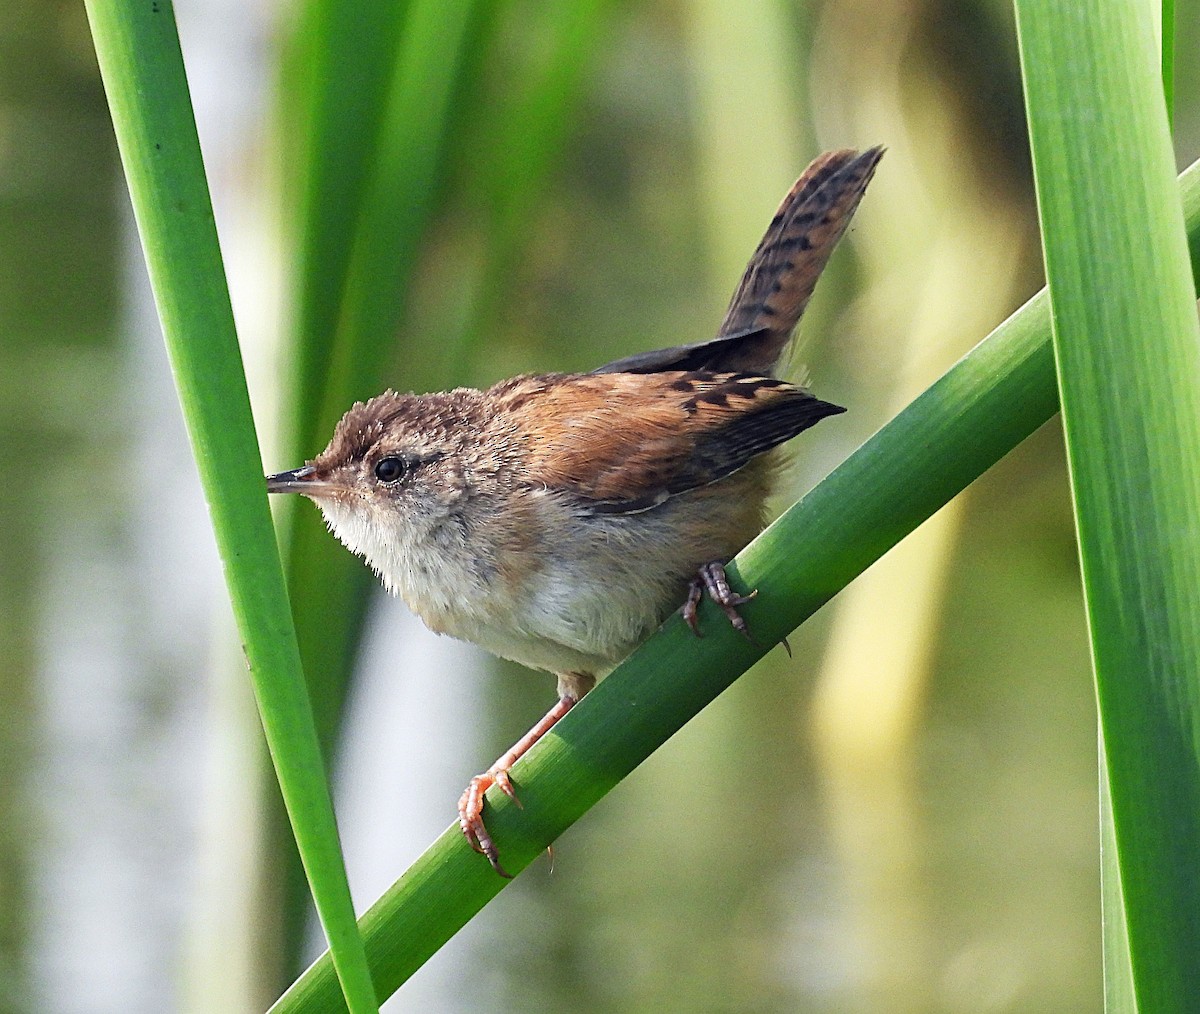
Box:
313;493;493;630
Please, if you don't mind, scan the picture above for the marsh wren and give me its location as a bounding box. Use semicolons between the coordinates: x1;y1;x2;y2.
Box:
267;147;883;875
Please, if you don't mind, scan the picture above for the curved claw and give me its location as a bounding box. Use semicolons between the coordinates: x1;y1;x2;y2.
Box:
458;771;515;878
492;768;522;808
681;561;758;641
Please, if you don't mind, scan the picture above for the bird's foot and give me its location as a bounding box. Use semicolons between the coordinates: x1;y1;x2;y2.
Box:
457;693;579;878
681;561;757;639
459;766;521;878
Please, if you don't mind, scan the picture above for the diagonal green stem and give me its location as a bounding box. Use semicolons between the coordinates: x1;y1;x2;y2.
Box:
82;2;376;1010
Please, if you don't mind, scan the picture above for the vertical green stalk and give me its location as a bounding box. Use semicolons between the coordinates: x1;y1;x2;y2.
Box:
1015;0;1200;1006
1100;729;1136;1012
279;0;415;454
1161;0;1175;128
83;2;377;1010
445;0;614;365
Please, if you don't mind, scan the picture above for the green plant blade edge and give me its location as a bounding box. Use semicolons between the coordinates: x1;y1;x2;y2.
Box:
1016;0;1200;1004
82;2;377;1011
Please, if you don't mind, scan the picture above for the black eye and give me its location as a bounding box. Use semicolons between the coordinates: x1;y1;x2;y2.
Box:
374;456;408;483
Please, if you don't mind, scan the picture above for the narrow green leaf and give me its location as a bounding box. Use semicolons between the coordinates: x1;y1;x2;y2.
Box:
278;0;415;451
1101;731;1137;1013
1162;0;1175;128
443;0;616;366
1015;0;1200;1004
272;155;1200;1010
316;0;487;427
82;3;376;1011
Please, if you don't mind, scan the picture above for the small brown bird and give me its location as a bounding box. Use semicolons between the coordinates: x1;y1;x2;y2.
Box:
267;147;883;875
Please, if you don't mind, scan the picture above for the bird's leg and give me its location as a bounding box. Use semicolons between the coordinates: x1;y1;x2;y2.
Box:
681;561;757;639
459;691;580;878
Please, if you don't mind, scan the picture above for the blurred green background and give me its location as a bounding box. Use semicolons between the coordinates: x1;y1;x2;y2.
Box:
5;0;1200;1011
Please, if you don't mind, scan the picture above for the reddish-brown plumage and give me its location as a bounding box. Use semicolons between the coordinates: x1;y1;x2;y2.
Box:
265;146;884;875
503;370;842;510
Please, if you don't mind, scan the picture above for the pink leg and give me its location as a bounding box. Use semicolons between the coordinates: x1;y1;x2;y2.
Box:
458;693;578;877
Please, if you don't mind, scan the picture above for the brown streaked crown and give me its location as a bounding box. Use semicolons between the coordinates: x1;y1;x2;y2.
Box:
310;388;488;472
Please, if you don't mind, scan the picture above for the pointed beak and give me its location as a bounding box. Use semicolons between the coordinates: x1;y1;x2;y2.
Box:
265;465;323;495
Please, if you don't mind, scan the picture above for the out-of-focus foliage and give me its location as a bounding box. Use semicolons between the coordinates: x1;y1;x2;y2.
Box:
9;0;1200;1010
